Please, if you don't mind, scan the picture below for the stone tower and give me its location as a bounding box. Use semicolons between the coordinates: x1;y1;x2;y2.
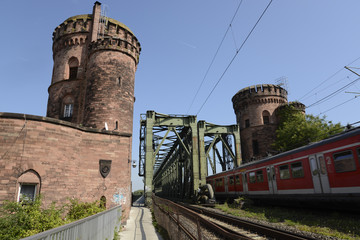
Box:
232;84;287;162
47;1;141;133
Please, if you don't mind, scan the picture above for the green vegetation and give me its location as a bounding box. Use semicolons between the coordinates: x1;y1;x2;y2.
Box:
132;189;144;202
216;200;360;239
0;196;105;240
150;207;170;240
273;105;343;152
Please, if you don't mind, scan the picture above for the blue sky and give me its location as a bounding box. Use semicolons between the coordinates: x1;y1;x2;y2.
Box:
1;0;360;191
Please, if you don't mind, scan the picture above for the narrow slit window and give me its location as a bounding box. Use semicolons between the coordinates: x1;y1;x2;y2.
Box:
252;140;259;155
68;57;79;79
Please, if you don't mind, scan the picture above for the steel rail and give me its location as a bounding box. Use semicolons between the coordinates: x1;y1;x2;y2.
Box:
185;205;318;240
153;196;251;240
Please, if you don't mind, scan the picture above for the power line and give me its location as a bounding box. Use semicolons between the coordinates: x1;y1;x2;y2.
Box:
318;96;358;115
196;0;273;115
299;55;360;101
306;77;360;108
186;0;244;114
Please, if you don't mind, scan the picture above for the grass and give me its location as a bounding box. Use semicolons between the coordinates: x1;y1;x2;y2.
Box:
150;207;170;240
215;199;360;239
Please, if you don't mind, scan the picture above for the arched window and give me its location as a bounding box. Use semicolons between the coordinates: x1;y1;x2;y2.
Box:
62;95;74;120
262;110;270;125
17;170;41;202
68;57;79;79
100;196;106;208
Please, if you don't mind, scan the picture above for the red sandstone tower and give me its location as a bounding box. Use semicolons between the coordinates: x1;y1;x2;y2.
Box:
47;2;141;133
232;84;287;162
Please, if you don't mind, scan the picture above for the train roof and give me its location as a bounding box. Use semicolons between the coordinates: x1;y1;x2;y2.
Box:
208;126;360;178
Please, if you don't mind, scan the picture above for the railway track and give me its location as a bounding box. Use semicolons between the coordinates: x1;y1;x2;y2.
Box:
153;195;318;239
181;204;318;240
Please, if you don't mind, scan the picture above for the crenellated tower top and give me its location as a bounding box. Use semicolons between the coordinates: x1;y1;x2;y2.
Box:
47;2;141;132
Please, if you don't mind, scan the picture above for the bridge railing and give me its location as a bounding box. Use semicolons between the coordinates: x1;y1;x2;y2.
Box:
21;205;122;240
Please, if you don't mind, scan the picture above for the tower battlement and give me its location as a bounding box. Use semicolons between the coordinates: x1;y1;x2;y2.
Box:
53;15;92;41
232;84;288;111
88;36;140;64
232;84;289;162
47;2;141;132
232;84;287;102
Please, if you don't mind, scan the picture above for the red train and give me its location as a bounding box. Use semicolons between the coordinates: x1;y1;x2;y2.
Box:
206;127;360;208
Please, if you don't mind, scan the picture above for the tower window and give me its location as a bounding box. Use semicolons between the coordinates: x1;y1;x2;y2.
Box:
17;170;41;203
245;119;250;128
18;184;37;202
263;116;269;124
252;140;259;155
262;110;270;125
64;104;73;118
68;57;79;79
69;67;78;79
116;77;121;86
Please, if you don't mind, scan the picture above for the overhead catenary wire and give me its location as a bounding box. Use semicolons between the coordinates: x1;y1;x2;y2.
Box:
299;55;360;101
186;0;244;114
196;0;273;116
317;96;358;115
306;77;360;108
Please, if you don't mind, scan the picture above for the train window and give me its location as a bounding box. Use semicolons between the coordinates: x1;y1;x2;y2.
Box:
291;162;304;178
229;176;234;185
279;165;290;179
256;170;264;182
333;150;356;173
357;148;360;161
249;172;256;183
235;175;241;185
217;179;223;187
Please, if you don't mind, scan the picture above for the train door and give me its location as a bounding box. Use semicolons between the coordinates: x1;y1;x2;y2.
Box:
316;154;330;193
309;154;330;193
242;172;248;194
266;166;277;194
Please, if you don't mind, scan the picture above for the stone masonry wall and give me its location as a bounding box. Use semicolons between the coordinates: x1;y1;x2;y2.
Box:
232;84;288;161
0;113;132;219
84;50;135;132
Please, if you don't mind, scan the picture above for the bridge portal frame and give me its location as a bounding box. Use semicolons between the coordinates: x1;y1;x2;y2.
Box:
139;111;242;205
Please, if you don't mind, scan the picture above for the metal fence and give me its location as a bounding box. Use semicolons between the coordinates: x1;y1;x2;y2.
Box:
21;205;122;240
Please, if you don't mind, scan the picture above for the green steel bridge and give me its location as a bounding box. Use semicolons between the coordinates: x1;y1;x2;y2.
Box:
138;111;242;205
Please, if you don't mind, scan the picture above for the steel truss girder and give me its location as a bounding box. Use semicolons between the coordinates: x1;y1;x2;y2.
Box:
140;111;242;205
198;121;242;176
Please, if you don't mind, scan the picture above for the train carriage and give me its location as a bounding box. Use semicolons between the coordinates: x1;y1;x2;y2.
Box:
206;127;360;207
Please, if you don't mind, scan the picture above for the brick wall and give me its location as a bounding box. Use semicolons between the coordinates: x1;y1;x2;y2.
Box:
232;84;288;161
0;113;132;219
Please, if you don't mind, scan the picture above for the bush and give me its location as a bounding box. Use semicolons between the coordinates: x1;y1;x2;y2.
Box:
66;198;105;221
0;197;65;239
0;196;105;240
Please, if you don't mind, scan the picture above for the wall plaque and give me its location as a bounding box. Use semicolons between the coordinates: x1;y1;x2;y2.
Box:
99;160;112;178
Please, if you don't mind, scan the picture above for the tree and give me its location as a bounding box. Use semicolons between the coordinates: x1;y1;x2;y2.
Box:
272;105;343;152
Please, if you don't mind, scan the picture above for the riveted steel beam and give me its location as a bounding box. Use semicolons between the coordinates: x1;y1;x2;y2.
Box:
141;111;242;203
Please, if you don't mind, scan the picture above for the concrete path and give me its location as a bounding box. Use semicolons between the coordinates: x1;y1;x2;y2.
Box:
119;196;163;240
